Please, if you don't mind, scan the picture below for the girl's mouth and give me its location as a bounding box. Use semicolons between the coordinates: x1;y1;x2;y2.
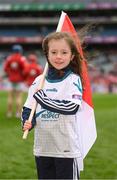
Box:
54;61;64;65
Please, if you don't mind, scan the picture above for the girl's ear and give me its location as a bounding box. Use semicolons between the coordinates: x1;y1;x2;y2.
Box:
71;54;75;61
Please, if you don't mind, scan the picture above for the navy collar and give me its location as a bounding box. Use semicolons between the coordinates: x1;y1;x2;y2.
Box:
46;65;72;81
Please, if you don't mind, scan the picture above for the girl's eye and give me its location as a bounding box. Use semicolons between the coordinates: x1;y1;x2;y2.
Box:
63;51;67;54
51;51;56;54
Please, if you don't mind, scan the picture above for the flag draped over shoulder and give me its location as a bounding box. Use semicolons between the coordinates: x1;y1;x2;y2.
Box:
56;11;97;158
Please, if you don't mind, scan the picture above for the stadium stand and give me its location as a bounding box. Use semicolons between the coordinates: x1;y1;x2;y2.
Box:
0;0;116;3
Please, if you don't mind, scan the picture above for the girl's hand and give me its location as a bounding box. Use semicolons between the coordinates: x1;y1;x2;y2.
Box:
23;120;32;131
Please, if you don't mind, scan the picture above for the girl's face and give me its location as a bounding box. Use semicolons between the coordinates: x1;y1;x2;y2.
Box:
48;39;74;70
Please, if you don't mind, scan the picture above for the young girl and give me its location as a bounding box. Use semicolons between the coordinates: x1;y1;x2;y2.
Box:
22;32;83;179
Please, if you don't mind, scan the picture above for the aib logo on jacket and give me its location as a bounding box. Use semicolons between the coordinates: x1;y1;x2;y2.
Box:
36;109;60;121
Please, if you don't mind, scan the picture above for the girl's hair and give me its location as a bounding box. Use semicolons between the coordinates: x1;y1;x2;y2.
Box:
42;31;83;83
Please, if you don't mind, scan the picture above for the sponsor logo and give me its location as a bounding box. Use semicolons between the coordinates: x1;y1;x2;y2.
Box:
64;150;70;153
30;69;36;76
36;109;60;121
72;94;82;100
46;88;57;92
10;62;18;69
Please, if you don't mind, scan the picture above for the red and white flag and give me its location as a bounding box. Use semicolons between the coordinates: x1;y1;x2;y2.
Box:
57;11;97;158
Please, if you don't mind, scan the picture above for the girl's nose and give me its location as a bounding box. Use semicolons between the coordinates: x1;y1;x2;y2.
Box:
56;53;61;58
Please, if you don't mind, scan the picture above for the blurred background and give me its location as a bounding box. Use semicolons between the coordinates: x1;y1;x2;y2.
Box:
0;0;117;93
0;0;117;179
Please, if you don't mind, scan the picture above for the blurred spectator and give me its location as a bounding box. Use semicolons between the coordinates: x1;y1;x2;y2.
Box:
0;76;2;89
90;68;109;93
24;53;43;87
107;63;117;93
3;44;27;118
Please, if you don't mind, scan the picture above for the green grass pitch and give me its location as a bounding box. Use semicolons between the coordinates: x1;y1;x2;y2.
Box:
0;91;117;179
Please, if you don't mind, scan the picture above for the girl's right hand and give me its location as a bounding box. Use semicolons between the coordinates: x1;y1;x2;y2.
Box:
23;120;32;131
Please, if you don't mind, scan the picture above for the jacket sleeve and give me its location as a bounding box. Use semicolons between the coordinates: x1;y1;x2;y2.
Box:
33;89;79;115
4;57;10;73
